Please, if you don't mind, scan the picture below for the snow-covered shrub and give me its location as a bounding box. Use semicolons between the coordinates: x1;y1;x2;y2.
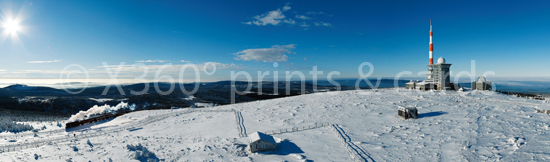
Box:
126;144;159;162
0;107;67;126
0;118;34;133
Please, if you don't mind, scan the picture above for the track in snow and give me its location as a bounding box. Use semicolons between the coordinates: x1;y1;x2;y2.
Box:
234;111;247;137
332;124;375;162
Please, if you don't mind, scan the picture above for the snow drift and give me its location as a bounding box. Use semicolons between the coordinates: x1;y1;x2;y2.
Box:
67;102;136;122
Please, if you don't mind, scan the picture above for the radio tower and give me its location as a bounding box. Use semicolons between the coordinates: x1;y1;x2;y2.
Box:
427;19;434;80
429;19;433;65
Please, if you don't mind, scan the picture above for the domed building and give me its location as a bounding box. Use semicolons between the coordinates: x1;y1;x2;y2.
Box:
406;57;453;91
472;76;492;91
406;20;455;91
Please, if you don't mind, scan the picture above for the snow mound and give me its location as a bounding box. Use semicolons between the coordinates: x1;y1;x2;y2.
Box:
67;102;136;122
126;144;159;162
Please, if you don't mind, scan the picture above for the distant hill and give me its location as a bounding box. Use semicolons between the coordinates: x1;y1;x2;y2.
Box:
0;81;353;115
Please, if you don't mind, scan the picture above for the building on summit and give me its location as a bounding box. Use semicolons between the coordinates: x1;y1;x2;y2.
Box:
249;132;277;153
472;76;492;91
406;20;455;91
428;57;453;90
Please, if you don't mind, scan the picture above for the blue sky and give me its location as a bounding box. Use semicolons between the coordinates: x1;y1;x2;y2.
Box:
1;0;550;83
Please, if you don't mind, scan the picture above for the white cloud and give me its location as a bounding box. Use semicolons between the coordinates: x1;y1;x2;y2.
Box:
313;21;332;27
140;62;239;72
98;62;239;73
242;5;333;29
282;5;291;12
243;4;295;26
300;22;310;27
26;60;62;64
200;62;239;71
295;15;311;20
282;18;295;24
306;11;333;17
180;60;190;63
234;44;296;62
0;62;241;80
252;9;285;26
135;60;165;63
3;69;69;75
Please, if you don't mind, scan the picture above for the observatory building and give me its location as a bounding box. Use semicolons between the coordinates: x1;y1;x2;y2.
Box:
472;76;492;91
406;20;454;91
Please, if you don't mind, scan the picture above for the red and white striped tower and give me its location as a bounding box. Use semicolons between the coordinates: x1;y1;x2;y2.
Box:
426;19;434;81
429;19;433;65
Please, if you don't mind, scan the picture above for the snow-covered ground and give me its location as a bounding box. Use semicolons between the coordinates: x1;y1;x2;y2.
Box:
1;88;550;161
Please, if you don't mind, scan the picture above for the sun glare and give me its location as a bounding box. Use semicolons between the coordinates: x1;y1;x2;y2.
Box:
3;20;20;34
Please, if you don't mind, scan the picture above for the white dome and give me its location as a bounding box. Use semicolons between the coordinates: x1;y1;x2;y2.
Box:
477;76;486;83
437;57;446;64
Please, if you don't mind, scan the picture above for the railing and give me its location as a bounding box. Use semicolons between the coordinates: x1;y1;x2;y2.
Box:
263;122;330;135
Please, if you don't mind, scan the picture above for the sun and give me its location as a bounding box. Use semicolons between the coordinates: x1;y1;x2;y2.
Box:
3;19;20;34
1;5;28;43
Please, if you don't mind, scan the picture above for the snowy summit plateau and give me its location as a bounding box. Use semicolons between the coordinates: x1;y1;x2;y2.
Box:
2;88;550;161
